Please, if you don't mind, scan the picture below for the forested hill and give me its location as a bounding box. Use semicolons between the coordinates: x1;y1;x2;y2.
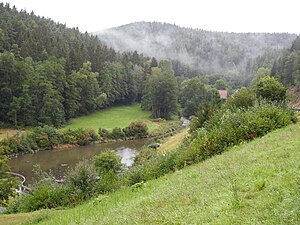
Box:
96;22;296;75
0;3;117;73
271;36;300;87
0;3;151;127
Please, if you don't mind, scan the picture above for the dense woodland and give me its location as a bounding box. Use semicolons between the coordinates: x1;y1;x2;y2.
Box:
97;22;296;77
271;36;300;87
0;3;164;127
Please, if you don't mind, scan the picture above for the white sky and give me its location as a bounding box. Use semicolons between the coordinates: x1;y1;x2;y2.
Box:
3;0;300;34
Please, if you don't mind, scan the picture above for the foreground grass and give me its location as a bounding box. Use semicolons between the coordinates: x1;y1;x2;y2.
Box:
6;123;298;224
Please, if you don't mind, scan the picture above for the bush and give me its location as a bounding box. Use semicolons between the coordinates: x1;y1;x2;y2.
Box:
0;156;18;206
93;150;122;174
109;127;125;140
73;128;98;146
133;147;158;165
30;125;62;149
255;76;286;102
93;150;123;193
6;165;69;213
65;160;98;200
6;183;70;213
123;122;148;138
223;87;256;109
98;128;110;140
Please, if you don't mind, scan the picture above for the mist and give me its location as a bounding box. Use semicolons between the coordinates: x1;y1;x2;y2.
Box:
95;22;296;76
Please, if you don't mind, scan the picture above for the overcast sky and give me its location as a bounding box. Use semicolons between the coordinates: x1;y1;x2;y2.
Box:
3;0;300;34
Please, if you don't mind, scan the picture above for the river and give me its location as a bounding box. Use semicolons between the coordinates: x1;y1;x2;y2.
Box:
8;139;148;185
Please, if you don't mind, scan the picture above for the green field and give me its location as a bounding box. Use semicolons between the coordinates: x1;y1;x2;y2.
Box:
5;123;299;224
63;103;181;135
64;104;152;131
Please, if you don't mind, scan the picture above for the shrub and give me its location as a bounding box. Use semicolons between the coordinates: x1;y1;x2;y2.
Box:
133;147;158;165
7;183;70;212
65;160;98;200
223;87;256;109
60;129;78;144
255;76;286;102
109;127;125;140
73;128;98;146
29;125;62;149
123;122;148;138
93;150;122;174
98;128;110;140
0;156;18;206
93;150;123;193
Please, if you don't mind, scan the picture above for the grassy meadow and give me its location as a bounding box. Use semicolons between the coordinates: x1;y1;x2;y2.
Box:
64;103;151;131
63;103;181;134
4;123;299;224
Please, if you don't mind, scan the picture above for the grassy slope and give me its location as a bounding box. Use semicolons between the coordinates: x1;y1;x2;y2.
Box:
2;123;300;224
64;103;152;131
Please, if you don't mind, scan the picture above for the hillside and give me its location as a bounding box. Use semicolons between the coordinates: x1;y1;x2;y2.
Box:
3;123;299;224
96;22;296;76
0;4;151;127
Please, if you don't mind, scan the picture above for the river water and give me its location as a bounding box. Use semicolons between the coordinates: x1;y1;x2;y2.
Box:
8;139;148;185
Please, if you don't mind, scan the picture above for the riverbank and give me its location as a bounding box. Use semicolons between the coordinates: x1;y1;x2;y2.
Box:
3;123;299;224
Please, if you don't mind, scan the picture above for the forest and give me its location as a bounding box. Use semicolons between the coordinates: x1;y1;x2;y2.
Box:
0;3;160;127
97;21;296;78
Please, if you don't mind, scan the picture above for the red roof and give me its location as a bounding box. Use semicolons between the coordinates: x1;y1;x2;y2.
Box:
218;90;228;99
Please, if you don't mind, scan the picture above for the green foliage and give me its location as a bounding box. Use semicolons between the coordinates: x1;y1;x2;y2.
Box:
189;101;218;131
223;87;256;109
142;60;178;119
66;160;98;200
271;36;300;86
0;126;100;156
29;126;62;149
126;103;296;185
93;150;122;175
179;78;208;117
133;147;159;165
93;150;123;193
109;127;125;140
73;128;99;146
255;76;286;102
98;128;110;140
122;121;148;138
214;79;228;90
7;183;69;213
0;156;18;206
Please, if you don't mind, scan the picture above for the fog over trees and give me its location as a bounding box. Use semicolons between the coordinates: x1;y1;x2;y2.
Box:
96;22;296;77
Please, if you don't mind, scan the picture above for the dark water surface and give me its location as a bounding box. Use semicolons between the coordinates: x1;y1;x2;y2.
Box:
8;139;148;184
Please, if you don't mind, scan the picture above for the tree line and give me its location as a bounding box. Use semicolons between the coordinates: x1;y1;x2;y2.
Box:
271;36;300;88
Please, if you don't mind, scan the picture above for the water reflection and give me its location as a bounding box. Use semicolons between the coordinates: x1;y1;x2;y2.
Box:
8;139;147;184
